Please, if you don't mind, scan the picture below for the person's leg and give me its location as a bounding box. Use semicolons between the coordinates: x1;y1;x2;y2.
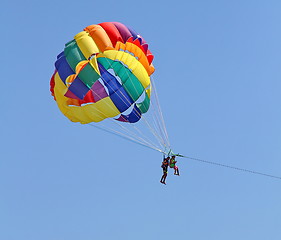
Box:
163;173;167;184
160;173;165;183
174;166;179;175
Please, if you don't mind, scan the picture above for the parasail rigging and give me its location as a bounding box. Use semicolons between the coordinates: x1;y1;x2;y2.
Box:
50;22;172;156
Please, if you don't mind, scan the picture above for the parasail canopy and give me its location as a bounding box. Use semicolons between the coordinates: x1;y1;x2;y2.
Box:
51;22;171;154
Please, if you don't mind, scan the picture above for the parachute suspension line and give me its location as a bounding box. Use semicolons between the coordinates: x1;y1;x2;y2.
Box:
149;103;168;149
150;76;171;148
130;124;163;150
151;77;170;148
149;76;169;147
85;88;162;150
179;154;281;180
87;85;162;151
149;98;169;149
137;112;167;149
149;107;169;150
149;113;166;148
88;123;164;153
100;56;168;150
93;123;162;152
106;117;162;151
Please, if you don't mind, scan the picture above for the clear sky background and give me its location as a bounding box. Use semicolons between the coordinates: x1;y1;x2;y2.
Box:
1;0;281;239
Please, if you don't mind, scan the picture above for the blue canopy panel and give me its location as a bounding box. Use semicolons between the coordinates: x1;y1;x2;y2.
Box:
55;52;74;84
98;62;134;113
125;24;148;46
115;104;142;123
66;77;90;100
126;25;139;40
98;63;119;94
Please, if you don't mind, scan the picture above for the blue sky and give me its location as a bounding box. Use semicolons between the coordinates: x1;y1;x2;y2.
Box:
1;0;281;239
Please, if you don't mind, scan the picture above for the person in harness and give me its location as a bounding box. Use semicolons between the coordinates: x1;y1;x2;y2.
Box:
170;155;180;176
160;156;170;184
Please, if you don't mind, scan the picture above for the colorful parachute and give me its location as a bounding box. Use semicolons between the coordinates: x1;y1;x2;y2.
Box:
50;22;155;124
51;22;170;154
